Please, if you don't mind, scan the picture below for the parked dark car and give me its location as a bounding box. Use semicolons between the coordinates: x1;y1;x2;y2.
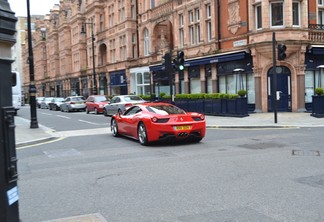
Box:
60;96;86;112
103;95;145;116
48;97;65;111
85;95;109;114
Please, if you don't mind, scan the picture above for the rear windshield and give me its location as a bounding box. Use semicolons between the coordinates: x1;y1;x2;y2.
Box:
146;105;185;115
94;96;108;102
71;97;84;102
54;98;64;102
124;96;143;102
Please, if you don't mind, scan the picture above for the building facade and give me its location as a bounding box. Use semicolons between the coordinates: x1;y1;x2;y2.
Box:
21;0;324;113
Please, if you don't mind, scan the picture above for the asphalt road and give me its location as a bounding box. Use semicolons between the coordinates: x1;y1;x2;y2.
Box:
17;107;324;222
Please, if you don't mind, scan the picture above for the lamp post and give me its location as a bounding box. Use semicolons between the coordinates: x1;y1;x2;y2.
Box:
27;0;39;128
81;21;97;95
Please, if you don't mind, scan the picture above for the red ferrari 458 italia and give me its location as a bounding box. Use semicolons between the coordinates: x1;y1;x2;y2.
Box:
110;102;206;145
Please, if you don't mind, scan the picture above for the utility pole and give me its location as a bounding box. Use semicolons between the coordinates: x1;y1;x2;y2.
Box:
27;0;39;128
0;0;20;221
272;32;278;123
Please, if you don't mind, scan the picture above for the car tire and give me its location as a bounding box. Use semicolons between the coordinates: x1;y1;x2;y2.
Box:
103;109;108;117
111;118;119;137
138;122;148;146
86;107;89;114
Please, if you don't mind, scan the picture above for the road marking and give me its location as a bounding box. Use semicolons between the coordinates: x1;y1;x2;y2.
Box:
56;115;71;119
41;113;53;116
17;137;65;150
78;119;106;125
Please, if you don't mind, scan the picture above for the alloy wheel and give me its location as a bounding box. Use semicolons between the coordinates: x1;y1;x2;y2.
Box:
138;123;148;145
111;119;119;137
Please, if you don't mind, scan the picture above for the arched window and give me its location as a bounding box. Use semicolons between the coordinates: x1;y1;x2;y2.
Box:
144;28;150;56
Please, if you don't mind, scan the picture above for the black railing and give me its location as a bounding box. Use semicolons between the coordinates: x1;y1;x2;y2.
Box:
309;24;324;30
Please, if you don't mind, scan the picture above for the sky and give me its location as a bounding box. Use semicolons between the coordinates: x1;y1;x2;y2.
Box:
8;0;60;17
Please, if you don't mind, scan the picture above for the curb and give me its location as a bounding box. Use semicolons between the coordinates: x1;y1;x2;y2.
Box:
16;136;59;148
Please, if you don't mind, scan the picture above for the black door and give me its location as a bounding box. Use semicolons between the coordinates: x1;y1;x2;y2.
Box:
268;66;291;112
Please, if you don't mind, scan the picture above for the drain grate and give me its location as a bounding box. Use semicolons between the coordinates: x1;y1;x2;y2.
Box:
292;150;321;156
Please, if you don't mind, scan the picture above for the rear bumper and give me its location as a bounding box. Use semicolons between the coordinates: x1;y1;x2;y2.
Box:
147;121;206;142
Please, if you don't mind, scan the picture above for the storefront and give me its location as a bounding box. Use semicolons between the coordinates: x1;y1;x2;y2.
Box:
110;70;127;95
305;47;324;111
99;73;108;95
129;67;151;96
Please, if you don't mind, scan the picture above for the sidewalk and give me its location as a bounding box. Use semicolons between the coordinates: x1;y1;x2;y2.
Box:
15;112;324;147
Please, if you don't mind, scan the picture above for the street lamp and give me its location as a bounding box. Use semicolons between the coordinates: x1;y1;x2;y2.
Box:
81;20;97;95
27;0;39;128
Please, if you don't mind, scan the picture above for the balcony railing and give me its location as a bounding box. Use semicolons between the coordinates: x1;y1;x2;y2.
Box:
309;24;324;42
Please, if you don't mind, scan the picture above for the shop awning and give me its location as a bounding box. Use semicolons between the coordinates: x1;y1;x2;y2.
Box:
149;50;248;71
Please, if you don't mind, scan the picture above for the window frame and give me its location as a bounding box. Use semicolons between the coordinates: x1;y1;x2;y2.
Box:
270;1;284;28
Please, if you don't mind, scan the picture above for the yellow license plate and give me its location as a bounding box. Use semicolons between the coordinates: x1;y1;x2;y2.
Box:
174;125;191;130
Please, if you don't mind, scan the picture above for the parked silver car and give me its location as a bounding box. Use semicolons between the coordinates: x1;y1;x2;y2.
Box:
60;96;86;112
36;97;45;108
48;97;65;111
40;97;54;109
103;95;145;116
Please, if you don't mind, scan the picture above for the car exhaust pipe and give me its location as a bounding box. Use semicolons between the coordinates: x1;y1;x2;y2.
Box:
177;132;188;137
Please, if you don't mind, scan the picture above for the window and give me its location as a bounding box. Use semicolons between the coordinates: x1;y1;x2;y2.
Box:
132;33;137;59
110;39;116;63
270;2;284;27
318;0;324;25
135;72;150;95
144;28;150;56
150;0;155;9
188;9;200;45
319;10;324;25
218;72;255;104
255;4;262;29
131;0;136;19
179;14;184;47
119;35;126;61
108;4;114;28
118;0;125;23
292;2;300;26
206;4;212;42
319;0;324;6
100;14;104;31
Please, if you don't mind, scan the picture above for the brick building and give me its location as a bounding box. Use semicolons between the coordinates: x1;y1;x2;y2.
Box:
21;0;324;113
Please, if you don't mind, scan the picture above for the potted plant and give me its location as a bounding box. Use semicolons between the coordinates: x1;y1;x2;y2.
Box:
237;89;247;97
312;87;324;117
315;87;324;96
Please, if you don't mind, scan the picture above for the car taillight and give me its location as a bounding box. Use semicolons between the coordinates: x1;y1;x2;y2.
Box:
124;103;132;107
70;102;75;104
192;114;205;121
